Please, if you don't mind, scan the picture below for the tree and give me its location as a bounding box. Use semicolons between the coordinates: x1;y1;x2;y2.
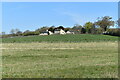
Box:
57;26;64;30
117;18;120;27
48;26;55;32
91;24;96;34
16;31;22;36
15;28;20;34
24;30;30;33
95;16;114;32
64;27;70;32
10;29;15;34
39;26;49;33
16;31;22;34
84;22;94;33
2;32;5;35
10;28;20;35
81;27;86;34
72;24;82;34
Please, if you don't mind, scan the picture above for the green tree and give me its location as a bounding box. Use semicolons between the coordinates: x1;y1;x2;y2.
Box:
64;27;70;32
40;26;49;32
95;16;114;32
72;24;82;34
81;27;86;34
35;26;48;33
84;22;94;33
48;26;55;32
57;26;64;30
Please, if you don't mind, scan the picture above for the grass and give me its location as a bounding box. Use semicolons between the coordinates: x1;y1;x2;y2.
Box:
2;42;118;78
2;34;118;43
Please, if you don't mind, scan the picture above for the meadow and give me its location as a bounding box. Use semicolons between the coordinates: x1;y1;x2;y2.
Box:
1;34;118;78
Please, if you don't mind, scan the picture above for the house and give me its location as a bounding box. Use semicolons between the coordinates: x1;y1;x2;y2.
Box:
40;32;48;35
66;31;75;34
40;30;53;35
54;29;66;34
48;31;53;35
40;29;74;35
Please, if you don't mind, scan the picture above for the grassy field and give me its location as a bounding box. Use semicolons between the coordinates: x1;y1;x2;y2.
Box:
2;41;118;78
2;34;118;43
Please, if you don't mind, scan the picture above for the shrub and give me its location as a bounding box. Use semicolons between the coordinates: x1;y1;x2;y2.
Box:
23;31;39;36
94;28;103;34
107;29;120;36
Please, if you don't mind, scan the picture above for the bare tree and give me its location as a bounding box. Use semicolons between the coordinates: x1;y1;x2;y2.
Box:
10;29;15;34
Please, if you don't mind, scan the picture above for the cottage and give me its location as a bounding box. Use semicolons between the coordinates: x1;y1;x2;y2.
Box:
66;31;75;34
54;29;66;34
40;29;74;35
40;32;48;35
40;30;53;35
48;31;53;35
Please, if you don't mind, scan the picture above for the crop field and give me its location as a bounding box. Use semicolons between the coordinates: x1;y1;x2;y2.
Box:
1;34;118;78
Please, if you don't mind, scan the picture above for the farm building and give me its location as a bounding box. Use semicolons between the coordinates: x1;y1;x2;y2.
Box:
54;29;66;34
40;32;48;35
40;30;53;35
40;29;74;35
66;31;75;34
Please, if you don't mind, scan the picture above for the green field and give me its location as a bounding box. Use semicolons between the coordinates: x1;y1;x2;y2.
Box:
2;34;118;78
2;34;118;43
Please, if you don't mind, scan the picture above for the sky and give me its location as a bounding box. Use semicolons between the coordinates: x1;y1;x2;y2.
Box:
2;2;118;34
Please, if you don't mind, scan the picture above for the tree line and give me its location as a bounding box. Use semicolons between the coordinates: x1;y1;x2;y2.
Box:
1;16;120;38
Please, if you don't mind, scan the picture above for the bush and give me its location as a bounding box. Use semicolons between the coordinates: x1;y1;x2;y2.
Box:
107;29;120;36
23;31;39;36
95;28;104;34
1;34;17;38
81;28;86;34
